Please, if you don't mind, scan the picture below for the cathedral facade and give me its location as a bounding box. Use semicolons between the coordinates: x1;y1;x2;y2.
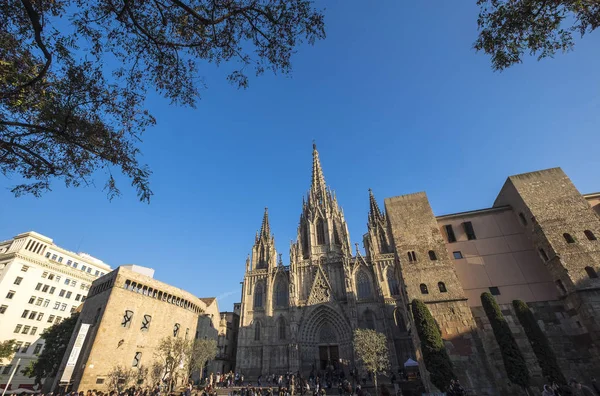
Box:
236;145;600;395
236;144;413;377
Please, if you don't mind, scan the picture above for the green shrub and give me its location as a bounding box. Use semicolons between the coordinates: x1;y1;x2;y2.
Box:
410;299;455;391
481;292;530;389
512;300;566;385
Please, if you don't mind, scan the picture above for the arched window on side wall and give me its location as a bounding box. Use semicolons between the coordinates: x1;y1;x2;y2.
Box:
585;230;597;241
394;308;405;331
428;250;437;261
316;218;326;245
278;317;286;340
387;268;400;296
563;233;575;244
420;284;429;294
254;283;264;309
254;321;261;341
364;309;375;330
585;267;598;279
275;280;288;307
356;271;371;300
438;282;447;293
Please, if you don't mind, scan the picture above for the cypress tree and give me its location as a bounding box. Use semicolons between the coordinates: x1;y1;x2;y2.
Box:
410;299;455;391
512;300;566;385
481;292;530;390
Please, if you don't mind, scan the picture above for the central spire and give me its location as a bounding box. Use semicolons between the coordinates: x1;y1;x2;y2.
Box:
368;188;384;226
311;143;327;201
259;207;270;239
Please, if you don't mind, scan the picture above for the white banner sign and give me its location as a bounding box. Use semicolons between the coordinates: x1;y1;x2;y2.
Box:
60;323;90;383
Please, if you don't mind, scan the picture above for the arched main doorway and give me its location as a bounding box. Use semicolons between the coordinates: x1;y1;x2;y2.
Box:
299;305;352;375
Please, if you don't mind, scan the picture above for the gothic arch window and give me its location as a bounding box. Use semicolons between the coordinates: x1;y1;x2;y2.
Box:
364;309;375;330
420;284;429;294
394;308;405;330
333;222;341;245
254;321;261;341
585;230;597;241
386;268;400;296
254;282;264;309
585;267;598;279
563;233;575;244
275;280;288;307
428;250;437;261
438;282;447;293
278;317;286;340
316;218;326;245
302;223;309;258
356;270;371;300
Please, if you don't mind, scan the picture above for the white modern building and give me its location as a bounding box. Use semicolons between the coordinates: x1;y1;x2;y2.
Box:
0;231;111;391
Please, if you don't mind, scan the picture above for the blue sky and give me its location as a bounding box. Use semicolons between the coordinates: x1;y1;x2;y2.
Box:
1;1;599;310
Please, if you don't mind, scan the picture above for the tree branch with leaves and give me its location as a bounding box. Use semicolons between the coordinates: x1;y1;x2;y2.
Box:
353;328;390;396
1;0;325;202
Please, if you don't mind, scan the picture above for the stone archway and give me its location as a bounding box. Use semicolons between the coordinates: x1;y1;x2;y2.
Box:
299;305;353;374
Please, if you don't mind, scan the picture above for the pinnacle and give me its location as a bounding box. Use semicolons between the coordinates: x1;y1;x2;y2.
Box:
259;207;270;238
368;188;383;225
311;142;327;199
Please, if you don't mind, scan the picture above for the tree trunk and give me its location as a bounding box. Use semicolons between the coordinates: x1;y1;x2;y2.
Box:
373;372;378;396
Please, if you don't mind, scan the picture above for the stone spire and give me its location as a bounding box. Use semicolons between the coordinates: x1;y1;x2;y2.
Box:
368;188;384;226
251;207;277;270
260;207;270;239
311;142;327;204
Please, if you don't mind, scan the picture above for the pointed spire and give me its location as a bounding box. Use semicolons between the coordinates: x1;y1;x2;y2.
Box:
259;207;270;238
368;188;384;226
311;142;327;200
278;253;283;267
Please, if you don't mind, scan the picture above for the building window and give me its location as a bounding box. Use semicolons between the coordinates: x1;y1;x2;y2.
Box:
37;312;43;321
28;311;36;319
356;270;372;300
6;290;15;299
43;299;50;307
30;327;37;335
14;277;23;285
254;283;264;309
453;251;463;259
73;262;78;269
14;342;22;352
278;317;286;340
33;344;43;355
518;212;528;226
54;302;60;310
0;305;7;314
420;284;429;294
364;309;375;330
563;233;575;244
42;272;48;278
387;268;400;296
64;278;70;285
82;265;87;272
96;378;105;385
35;283;42;290
2;366;13;375
22;325;31;334
67;260;72;266
274;281;288;307
444;225;456;243
28;296;35;304
438;282;447;293
141;315;152;331
75;294;81;301
21;310;29;318
132;352;142;367
60;303;67;311
584;230;597;241
66;291;72;299
463;221;476;240
254;321;261;341
36;298;43;306
407;251;417;262
55;316;63;324
122;310;134;328
51;255;57;261
585;267;598;279
21;343;30;353
489;286;500;296
316;218;326;245
538;248;549;261
42;285;49;293
555;279;567;294
49;287;55;294
48;274;54;280
47;315;55;323
21;265;29;272
59;290;66;297
173;323;180;337
428;250;437;261
58;257;63;263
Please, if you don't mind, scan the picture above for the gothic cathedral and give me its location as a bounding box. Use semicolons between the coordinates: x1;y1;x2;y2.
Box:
236;144;414;376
